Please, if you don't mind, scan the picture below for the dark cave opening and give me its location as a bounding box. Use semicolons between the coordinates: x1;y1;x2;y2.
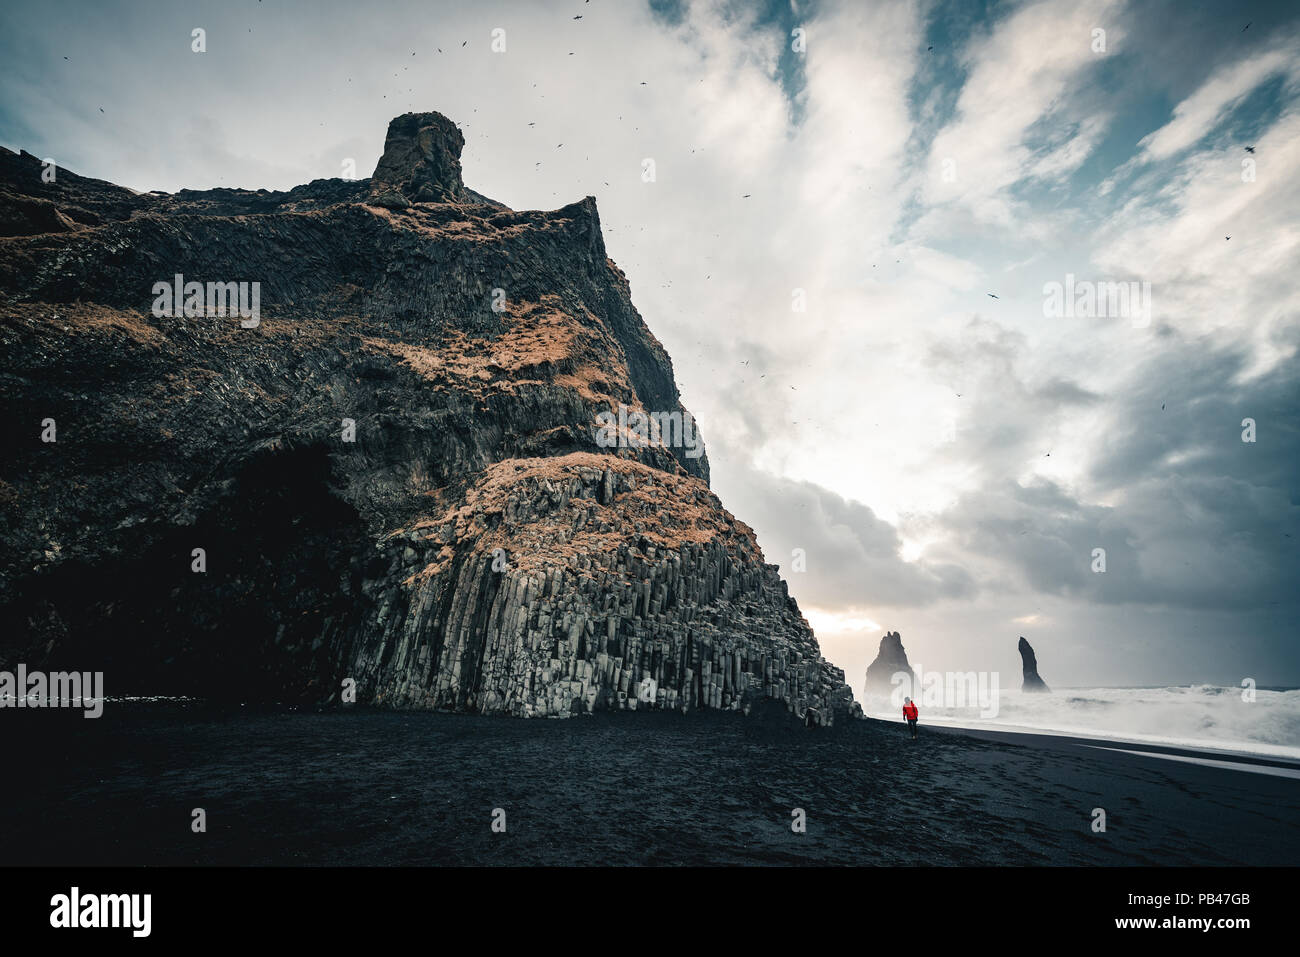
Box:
3;444;373;701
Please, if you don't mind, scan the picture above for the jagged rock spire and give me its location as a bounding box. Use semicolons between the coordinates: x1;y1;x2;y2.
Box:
370;111;467;205
864;630;916;698
1019;636;1050;692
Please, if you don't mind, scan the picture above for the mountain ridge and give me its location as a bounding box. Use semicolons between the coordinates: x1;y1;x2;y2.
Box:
0;110;858;724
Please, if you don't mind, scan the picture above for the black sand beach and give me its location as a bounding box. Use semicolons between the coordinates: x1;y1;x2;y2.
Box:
7;705;1297;867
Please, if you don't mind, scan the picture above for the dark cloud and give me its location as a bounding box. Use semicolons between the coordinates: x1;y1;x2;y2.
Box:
928;331;1299;613
1032;378;1101;406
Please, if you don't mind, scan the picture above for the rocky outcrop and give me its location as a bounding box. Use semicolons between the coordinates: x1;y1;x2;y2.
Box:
370;111;495;208
863;630;916;699
0;110;856;724
1018;636;1050;692
360;454;856;720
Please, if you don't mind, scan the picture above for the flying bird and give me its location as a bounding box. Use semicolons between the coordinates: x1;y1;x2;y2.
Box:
573;14;583;18
1242;22;1251;31
1225;236;1231;241
987;293;999;299
1245;146;1255;153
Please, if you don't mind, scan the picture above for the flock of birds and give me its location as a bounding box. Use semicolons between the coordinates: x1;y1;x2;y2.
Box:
67;6;1262;440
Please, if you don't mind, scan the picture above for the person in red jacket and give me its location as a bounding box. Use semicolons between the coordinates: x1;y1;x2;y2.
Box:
902;696;919;739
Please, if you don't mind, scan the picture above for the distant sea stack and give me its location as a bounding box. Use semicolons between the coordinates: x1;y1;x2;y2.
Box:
864;631;916;698
0;109;858;725
1018;637;1050;692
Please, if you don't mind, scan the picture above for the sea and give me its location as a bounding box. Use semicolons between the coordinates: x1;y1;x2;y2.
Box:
863;684;1300;759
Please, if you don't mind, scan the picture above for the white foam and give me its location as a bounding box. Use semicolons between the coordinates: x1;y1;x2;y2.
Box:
863;685;1300;760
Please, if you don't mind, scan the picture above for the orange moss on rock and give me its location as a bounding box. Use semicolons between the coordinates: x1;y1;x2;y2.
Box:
1;303;167;348
401;452;760;582
361;295;629;404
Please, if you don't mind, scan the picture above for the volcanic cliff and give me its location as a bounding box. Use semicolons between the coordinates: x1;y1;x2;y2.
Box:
0;111;857;723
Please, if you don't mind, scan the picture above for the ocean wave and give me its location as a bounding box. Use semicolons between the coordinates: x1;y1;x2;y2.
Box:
863;685;1300;759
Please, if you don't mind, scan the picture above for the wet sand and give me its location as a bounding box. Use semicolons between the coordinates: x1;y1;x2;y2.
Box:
924;724;1300;777
5;704;1297;866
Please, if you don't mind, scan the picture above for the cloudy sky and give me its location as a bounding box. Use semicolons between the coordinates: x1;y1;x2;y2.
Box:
3;0;1297;691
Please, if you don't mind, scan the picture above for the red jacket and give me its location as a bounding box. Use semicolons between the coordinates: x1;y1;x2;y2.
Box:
902;702;918;720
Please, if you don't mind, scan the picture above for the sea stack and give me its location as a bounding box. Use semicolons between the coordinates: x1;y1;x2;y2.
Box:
1018;636;1050;692
864;630;917;699
0;110;858;725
